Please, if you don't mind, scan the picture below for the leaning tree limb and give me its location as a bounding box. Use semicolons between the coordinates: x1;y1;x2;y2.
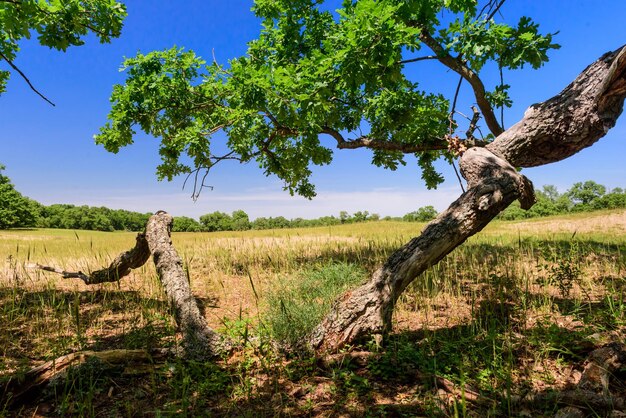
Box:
36;212;229;358
144;211;230;358
307;147;534;351
308;44;626;352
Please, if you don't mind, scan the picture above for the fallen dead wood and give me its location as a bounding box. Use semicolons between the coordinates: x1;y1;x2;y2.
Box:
315;351;494;406
522;342;626;414
2;349;169;407
34;211;230;358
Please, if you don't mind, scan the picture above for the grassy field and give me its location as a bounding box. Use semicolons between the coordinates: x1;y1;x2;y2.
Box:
1;210;625;417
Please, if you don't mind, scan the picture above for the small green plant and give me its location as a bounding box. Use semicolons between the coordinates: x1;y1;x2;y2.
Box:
539;244;581;298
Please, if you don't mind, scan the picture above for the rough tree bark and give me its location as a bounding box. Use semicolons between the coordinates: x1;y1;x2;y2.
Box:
307;45;626;351
36;232;150;284
37;211;229;358
144;212;230;358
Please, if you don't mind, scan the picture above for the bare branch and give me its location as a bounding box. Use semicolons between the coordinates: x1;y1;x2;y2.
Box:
448;75;464;134
417;30;503;136
181;150;242;200
398;55;438;65
32;264;90;282
485;0;506;20
33;233;150;284
0;51;55;106
477;0;506;20
321;127;448;153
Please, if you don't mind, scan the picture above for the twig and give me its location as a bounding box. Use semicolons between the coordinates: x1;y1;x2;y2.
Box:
0;51;55;106
32;264;89;282
399;55;438;65
485;0;507;21
449;75;464;132
452;159;466;193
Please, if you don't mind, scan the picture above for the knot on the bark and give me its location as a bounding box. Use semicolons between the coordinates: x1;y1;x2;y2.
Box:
459;147;535;211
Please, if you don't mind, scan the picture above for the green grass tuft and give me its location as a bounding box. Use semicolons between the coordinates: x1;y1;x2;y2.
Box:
265;262;365;348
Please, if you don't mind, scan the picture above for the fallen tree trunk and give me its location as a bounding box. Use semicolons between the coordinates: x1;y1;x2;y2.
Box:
36;211;229;358
523;342;626;414
308;45;626;351
2;349;169;407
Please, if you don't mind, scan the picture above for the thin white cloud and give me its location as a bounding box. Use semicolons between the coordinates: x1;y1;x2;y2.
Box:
36;186;463;220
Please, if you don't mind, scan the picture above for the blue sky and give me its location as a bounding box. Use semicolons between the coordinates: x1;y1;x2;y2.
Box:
1;1;625;220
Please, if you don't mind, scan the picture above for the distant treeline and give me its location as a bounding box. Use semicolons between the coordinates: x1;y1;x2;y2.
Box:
2;165;625;231
174;206;439;232
38;204;151;231
498;181;626;220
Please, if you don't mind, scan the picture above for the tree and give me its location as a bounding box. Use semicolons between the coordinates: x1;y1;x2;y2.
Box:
172;216;202;232
567;180;607;209
353;210;370;222
231;209;251;230
95;1;626;351
595;190;626;210
403;205;438;222
0;165;40;229
200;211;233;232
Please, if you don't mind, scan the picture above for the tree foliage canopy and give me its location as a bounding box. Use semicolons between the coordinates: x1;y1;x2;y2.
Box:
95;0;558;198
0;0;126;98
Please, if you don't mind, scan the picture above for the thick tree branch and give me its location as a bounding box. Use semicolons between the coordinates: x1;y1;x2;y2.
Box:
487;44;626;167
308;148;533;351
145;211;230;357
35;233;150;284
417;30;503;136
321;127;448;153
